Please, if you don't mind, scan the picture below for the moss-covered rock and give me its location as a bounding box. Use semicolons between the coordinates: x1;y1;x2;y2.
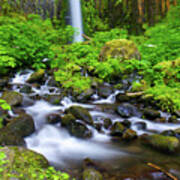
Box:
97;84;113;98
61;114;76;127
0;130;25;146
110;122;125;136
69;121;92;138
83;168;103;180
122;129;137;141
0;113;34;146
99;39;141;61
141;134;180;153
1;91;23;106
143;108;161;120
5;113;35;137
0;146;49;179
103;118;112;129
66;106;93;125
27;69;45;83
61;114;92;138
116;103;140;118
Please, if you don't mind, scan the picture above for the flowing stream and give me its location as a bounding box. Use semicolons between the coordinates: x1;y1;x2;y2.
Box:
8;70;180;179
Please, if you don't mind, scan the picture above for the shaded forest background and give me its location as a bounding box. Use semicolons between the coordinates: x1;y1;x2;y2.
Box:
0;0;178;34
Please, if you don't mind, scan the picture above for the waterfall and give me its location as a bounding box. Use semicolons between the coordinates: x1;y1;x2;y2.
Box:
69;0;84;42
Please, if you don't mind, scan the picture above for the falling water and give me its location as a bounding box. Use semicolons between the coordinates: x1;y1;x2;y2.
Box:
69;0;84;42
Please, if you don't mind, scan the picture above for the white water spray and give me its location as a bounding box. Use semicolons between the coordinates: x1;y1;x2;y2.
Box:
69;0;84;42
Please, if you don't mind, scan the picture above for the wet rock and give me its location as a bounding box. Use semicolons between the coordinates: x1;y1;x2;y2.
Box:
27;69;45;83
143;108;161;120
174;110;180;117
0;146;48;178
94;123;102;131
161;130;175;137
61;114;92;138
66;106;93;125
1;91;23;106
69;121;92;138
45;94;64;105
121;119;131;128
134;122;147;130
47;77;59;87
61;114;76;127
0;129;25;146
0;77;8;89
97;84;113;98
20;85;32;94
140;134;180;153
22;96;34;107
47;113;61;124
155;117;166;123
122;129;137;141
116;93;130;103
76;88;94;102
116;103;140;118
168;115;178;123
83;168;103;180
174;128;180;139
110;122;125;136
5;113;35;137
99;39;141;61
103;118;112;129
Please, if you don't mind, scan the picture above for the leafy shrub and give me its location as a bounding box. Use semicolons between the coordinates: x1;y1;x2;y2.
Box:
51;29;128;92
0;14;74;72
0;99;11;128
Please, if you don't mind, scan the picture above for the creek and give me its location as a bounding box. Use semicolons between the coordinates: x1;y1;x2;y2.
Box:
6;70;180;179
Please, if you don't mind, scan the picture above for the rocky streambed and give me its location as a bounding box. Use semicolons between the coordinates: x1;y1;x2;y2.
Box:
0;69;180;180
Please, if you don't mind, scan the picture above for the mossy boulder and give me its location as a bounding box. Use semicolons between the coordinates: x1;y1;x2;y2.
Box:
83;168;103;180
116;103;140;118
69;121;92;138
141;134;180;153
27;69;45;83
0;146;49;179
0;130;25;146
76;88;94;102
61;114;92;138
122;129;137;141
5;113;35;137
61;114;76;127
1;91;23;106
103;118;112;129
66;106;93;125
143;108;161;120
97;84;113;98
110;122;125;136
99;39;141;61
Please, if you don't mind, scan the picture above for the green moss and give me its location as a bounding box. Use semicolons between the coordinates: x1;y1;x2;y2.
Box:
148;134;180;153
0;146;70;180
99;39;141;61
27;69;45;83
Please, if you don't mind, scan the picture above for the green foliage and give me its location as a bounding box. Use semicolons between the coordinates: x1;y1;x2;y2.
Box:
81;0;109;35
0;99;11;111
0;148;70;180
144;84;180;112
51;29;128;92
0;99;11;128
137;6;180;65
0;14;74;73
